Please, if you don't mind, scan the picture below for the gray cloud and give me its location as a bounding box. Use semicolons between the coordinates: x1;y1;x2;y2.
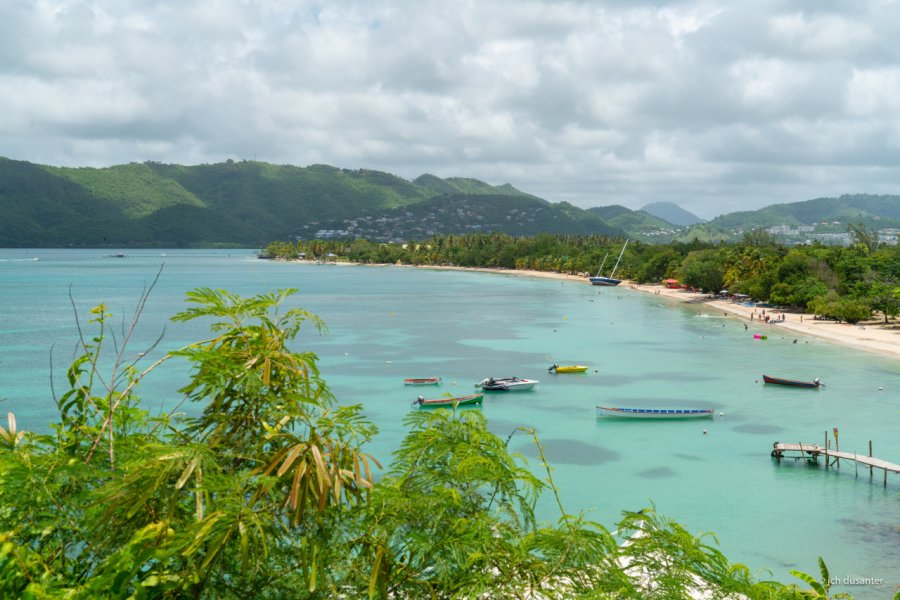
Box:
2;0;900;218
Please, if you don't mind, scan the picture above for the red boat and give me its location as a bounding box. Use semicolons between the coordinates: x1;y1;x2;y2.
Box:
762;375;824;388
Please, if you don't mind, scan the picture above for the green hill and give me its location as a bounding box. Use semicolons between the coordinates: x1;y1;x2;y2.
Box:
306;195;624;241
0;157;619;247
709;194;900;230
587;205;681;242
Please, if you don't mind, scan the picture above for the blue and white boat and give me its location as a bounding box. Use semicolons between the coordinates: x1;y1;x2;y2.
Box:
596;406;714;419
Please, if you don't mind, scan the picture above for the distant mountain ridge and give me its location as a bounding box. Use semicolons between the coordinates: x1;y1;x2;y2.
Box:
708;194;900;229
641;202;703;226
1;156;896;247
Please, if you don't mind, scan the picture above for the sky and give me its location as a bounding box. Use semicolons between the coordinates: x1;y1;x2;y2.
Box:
3;1;900;219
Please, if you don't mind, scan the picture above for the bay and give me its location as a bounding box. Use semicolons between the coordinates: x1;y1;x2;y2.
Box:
1;248;898;595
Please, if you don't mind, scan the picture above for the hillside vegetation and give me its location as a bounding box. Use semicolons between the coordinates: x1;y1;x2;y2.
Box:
4;156;900;247
3;158;584;247
708;194;900;230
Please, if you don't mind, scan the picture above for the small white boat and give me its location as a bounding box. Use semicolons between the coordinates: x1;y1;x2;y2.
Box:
476;377;539;391
596;406;714;419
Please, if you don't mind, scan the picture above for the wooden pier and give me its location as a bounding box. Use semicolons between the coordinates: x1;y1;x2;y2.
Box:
771;440;900;487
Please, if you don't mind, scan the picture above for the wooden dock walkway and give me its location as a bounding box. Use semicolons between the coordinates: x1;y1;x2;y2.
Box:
772;442;900;486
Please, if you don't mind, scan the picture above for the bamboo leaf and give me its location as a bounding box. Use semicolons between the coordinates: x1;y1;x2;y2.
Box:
309;544;318;592
277;444;306;477
175;457;199;490
369;544;384;599
239;520;249;573
310;444;332;499
289;460;308;510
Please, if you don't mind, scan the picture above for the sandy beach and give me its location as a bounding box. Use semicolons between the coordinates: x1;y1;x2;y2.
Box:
626;282;900;359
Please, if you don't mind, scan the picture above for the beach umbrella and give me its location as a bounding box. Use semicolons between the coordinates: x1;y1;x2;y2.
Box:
719;289;729;294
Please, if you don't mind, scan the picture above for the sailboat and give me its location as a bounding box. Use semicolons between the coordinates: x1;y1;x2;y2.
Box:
589;240;628;286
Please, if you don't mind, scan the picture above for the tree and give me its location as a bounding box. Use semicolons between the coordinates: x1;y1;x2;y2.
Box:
679;249;726;293
847;222;881;253
859;280;900;324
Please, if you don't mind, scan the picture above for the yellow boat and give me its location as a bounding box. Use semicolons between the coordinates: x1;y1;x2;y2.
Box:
548;364;589;374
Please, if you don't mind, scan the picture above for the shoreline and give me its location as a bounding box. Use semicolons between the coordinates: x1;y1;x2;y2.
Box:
626;282;900;360
289;259;900;359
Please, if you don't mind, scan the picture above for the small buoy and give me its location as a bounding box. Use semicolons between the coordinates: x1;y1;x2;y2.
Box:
878;387;884;391
386;360;392;365
345;352;349;356
719;412;724;417
702;429;708;435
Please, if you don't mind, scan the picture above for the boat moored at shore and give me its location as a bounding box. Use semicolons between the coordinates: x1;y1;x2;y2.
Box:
589;240;628;286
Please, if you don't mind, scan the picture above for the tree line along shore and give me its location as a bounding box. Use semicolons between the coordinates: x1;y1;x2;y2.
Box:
263;227;900;326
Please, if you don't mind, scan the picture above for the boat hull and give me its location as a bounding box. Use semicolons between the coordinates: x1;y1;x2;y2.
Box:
589;277;622;286
404;378;442;386
477;377;539;391
762;375;821;388
596;406;714;419
550;365;588;373
416;393;483;408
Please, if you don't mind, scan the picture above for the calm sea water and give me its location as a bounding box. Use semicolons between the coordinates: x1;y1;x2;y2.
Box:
1;249;898;596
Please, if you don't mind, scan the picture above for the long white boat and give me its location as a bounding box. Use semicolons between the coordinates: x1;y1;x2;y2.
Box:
596;406;714;419
477;377;539;391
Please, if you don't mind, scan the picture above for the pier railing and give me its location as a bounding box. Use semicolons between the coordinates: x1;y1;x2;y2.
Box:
771;439;899;487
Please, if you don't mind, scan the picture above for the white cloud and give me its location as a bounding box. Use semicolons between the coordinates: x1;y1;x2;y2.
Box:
2;0;900;218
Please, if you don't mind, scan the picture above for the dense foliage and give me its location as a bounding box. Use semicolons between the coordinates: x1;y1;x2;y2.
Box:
264;227;900;324
2;157;604;247
0;286;858;598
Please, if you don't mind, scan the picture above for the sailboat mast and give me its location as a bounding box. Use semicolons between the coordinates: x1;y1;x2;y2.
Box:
609;239;629;278
595;252;609;278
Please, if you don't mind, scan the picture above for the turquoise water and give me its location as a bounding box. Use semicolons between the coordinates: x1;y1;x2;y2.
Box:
1;249;898;597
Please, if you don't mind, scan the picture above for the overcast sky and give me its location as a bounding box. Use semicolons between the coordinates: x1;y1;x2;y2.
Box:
3;1;899;218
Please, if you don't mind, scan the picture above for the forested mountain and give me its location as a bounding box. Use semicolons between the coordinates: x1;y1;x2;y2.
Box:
588;205;678;240
708;194;900;230
3;156;898;248
0;158;620;247
310;194;623;241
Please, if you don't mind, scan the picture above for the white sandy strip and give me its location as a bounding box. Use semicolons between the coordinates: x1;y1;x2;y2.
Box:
627;283;900;360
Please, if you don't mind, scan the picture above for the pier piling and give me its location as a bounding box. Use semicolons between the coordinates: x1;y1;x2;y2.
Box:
771;442;898;488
